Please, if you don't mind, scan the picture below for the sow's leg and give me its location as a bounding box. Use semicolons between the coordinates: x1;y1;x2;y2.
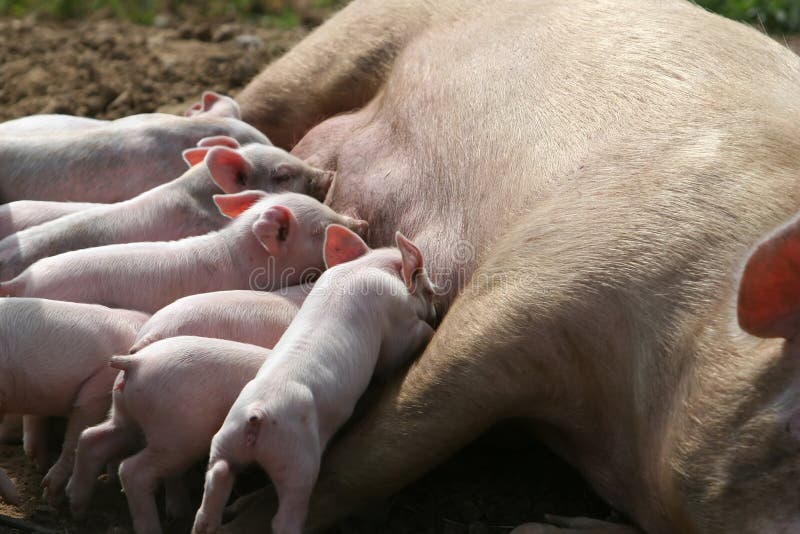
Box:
236;0;457;147
220;220;566;532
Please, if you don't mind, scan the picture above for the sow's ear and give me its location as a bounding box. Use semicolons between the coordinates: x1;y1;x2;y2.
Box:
738;216;800;338
213;191;265;219
324;224;370;269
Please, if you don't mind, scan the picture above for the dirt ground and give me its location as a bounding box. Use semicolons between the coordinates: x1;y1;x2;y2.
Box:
0;10;799;534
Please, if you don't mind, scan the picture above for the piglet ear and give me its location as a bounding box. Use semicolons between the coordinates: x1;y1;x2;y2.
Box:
252;205;298;256
213;191;265;219
182;147;210;167
738;217;800;338
197;135;241;149
184;102;203;117
395;232;425;293
206;146;252;194
324;224;370;269
202;91;241;119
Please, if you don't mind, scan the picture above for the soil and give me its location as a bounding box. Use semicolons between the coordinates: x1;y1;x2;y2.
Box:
0;11;309;121
0;10;798;534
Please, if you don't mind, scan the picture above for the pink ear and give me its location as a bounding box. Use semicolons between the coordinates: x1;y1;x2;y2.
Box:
206;147;251;193
202;91;222;111
324;224;370;269
738;217;800;338
185;102;203;116
200;91;241;119
197;136;240;149
395;232;424;292
213;191;265;219
182;147;209;167
252;205;298;256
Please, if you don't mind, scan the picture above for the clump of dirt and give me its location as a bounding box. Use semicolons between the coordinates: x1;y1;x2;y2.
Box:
0;12;308;121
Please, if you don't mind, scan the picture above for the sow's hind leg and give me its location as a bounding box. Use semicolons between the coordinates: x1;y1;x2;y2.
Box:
236;0;447;147
220;223;576;532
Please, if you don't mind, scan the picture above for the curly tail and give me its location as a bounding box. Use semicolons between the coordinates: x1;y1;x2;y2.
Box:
244;403;265;447
109;355;138;372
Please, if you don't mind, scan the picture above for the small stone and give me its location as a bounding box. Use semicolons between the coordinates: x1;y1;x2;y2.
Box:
153;14;172;28
212;23;239;42
235;34;262;49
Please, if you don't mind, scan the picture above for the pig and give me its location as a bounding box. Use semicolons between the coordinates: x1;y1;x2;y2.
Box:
0;92;269;203
0;298;148;505
0;192;367;313
0;200;104;241
192;225;436;534
0;138;335;281
0;115;105;135
130;284;311;353
218;0;800;533
0;92;238;136
66;337;271;533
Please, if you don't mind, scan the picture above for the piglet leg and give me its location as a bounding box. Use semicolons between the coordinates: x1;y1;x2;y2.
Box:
42;367;117;505
67;419;142;519
23;415;50;470
164;476;193;519
0;467;20;505
119;448;166;534
194;460;236;534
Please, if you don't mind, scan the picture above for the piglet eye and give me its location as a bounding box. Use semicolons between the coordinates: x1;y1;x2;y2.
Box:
236;172;247;186
273;165;297;184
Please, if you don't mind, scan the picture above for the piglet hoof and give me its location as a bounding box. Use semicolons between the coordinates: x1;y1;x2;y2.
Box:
511;515;640;533
192;512;219;534
40;474;66;508
65;484;88;521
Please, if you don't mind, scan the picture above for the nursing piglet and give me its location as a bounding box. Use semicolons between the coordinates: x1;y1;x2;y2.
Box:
0;92;268;203
0;91;234;136
0;298;147;504
130;285;310;353
0;137;334;279
67;337;271;533
193;225;436;534
0;200;103;241
0;192;366;313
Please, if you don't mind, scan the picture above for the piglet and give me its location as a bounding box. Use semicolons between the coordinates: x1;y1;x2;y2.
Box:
0;200;104;241
0;192;366;313
131;285;310;353
67;337;272;533
193;225;436;534
0;92;269;203
0;92;238;136
0;137;334;280
0;298;148;504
